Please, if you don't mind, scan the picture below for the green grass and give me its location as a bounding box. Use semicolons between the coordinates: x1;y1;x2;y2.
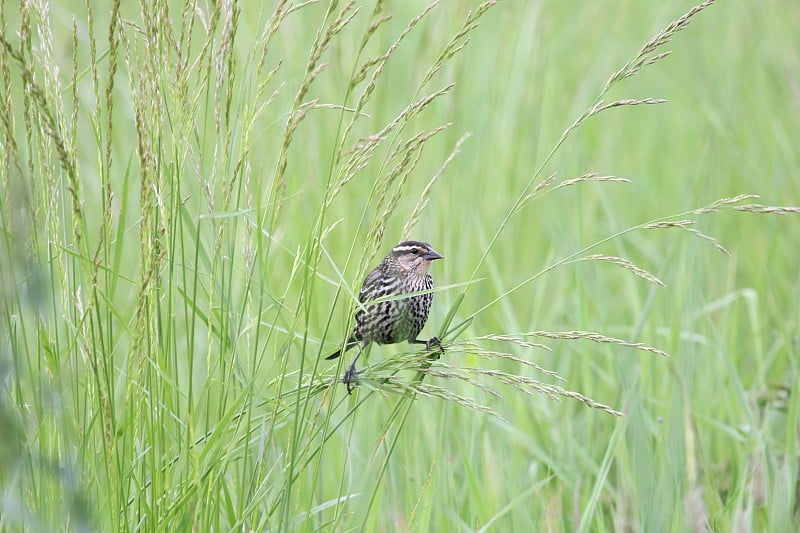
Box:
1;0;799;530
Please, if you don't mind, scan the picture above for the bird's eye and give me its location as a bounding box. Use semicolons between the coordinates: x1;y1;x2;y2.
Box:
410;248;419;255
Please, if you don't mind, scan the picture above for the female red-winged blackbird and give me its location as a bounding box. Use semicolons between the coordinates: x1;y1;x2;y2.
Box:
326;240;444;393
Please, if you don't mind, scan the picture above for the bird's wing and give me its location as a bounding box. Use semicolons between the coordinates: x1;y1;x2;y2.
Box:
358;267;384;303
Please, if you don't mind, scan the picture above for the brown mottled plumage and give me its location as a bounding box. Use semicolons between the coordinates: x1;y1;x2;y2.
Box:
326;241;444;393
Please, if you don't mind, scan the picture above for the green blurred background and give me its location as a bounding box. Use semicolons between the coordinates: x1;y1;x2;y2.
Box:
1;0;798;530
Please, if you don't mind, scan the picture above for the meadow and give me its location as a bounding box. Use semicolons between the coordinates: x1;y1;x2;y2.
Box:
1;0;799;530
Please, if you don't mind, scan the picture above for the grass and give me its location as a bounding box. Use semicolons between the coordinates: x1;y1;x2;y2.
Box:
1;0;799;531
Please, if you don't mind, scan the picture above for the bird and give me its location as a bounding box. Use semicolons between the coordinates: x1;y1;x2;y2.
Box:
326;240;444;393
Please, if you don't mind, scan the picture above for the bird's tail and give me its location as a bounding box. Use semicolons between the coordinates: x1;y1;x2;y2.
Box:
325;337;358;360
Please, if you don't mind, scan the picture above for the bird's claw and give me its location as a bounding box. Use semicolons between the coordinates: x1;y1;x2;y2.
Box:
342;363;360;394
426;336;444;358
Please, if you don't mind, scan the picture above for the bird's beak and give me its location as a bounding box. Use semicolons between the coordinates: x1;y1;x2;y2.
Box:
423;248;443;261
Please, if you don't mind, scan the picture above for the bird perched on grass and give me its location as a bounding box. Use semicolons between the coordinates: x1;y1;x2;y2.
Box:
326;240;444;393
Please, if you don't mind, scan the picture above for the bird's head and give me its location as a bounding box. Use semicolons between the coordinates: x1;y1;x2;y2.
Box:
390;241;443;275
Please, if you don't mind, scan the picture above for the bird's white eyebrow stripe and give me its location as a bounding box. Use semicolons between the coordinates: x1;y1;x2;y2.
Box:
391;241;431;253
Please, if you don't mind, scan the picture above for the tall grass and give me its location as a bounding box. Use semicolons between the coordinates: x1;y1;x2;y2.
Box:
1;0;798;530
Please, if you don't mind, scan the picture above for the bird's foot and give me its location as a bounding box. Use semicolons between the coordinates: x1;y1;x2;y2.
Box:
425;336;444;359
342;363;360;394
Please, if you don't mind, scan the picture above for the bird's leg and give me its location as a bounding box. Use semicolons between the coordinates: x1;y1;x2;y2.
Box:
342;345;364;394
